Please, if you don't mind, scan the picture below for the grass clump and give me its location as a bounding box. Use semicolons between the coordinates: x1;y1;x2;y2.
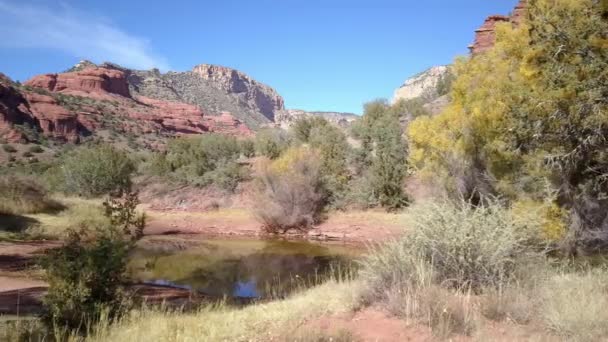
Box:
359;200;542;337
539;268;608;341
0;175;62;215
361;200;538;293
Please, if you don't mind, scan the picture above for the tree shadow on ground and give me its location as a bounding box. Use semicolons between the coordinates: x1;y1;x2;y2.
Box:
0;214;40;234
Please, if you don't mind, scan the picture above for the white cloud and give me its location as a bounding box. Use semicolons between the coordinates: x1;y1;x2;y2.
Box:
0;1;170;70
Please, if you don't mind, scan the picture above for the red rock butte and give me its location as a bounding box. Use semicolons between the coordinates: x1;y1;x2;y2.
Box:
1;67;252;144
469;0;527;55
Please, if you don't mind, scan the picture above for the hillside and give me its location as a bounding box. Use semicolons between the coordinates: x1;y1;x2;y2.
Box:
0;66;251;149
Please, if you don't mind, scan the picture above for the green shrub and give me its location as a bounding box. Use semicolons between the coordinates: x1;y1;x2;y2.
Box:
202;160;248;192
254;129;291;159
42;191;145;333
291;116;329;143
253;147;326;233
0;175;62;215
42;229;132;332
2;144;17;153
239;138;256;158
28;145;44;154
58;145;135;197
156;134;246;191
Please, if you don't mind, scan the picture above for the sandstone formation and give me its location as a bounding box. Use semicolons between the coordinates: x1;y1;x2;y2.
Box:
26;68;131;98
274;109;358;129
469;0;527;54
392;66;450;104
1;67;251;144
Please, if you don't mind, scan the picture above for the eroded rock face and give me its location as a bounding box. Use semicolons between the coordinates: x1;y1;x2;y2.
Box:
25;68;131;98
24;93;81;142
392;66;450;104
274;109;358;129
192;64;284;121
469;0;527;55
0;76;81;143
124;63;284;129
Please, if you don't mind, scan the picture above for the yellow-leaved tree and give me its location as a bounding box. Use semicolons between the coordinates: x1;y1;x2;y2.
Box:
408;0;608;249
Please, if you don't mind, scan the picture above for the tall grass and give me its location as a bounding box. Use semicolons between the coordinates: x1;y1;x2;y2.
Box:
359;200;544;337
540;268;608;341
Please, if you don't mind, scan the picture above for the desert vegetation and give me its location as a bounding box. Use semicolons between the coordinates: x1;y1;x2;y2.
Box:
1;0;608;341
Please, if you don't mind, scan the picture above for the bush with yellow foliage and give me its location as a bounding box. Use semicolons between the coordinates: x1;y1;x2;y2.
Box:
252;147;327;233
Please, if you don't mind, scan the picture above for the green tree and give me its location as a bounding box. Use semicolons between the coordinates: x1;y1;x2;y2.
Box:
291;116;329;143
408;0;608;250
370;110;409;209
309;123;351;204
354;100;409;209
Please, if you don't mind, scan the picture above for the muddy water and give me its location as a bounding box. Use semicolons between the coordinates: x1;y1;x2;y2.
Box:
128;238;360;299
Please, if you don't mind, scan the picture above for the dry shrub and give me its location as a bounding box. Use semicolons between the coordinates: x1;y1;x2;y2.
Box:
0;175;62;215
252;147;326;234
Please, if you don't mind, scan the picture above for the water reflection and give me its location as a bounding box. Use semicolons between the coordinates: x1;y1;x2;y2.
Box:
129;239;356;299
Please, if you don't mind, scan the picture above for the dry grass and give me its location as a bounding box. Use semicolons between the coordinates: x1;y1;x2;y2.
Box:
358;200;545;338
24;197;109;238
85;280;361;342
0;175;63;216
539;268;608;341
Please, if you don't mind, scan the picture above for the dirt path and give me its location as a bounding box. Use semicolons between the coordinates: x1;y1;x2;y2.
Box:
303;307;433;342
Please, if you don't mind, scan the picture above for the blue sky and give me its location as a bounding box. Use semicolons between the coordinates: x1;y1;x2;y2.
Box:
0;0;518;114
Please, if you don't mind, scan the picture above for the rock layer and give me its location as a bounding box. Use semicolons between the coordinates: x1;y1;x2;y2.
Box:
26;68;131;98
469;0;527;55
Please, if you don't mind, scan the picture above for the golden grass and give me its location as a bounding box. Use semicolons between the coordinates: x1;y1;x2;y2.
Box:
24;197;109;238
146;207;253;222
0;176;62;216
87;280;361;342
540;269;608;341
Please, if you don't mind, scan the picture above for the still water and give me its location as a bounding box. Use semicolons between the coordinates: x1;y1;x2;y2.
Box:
128;238;359;299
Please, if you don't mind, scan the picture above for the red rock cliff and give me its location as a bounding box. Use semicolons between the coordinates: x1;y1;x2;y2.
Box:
25;67;131;98
469;0;527;55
